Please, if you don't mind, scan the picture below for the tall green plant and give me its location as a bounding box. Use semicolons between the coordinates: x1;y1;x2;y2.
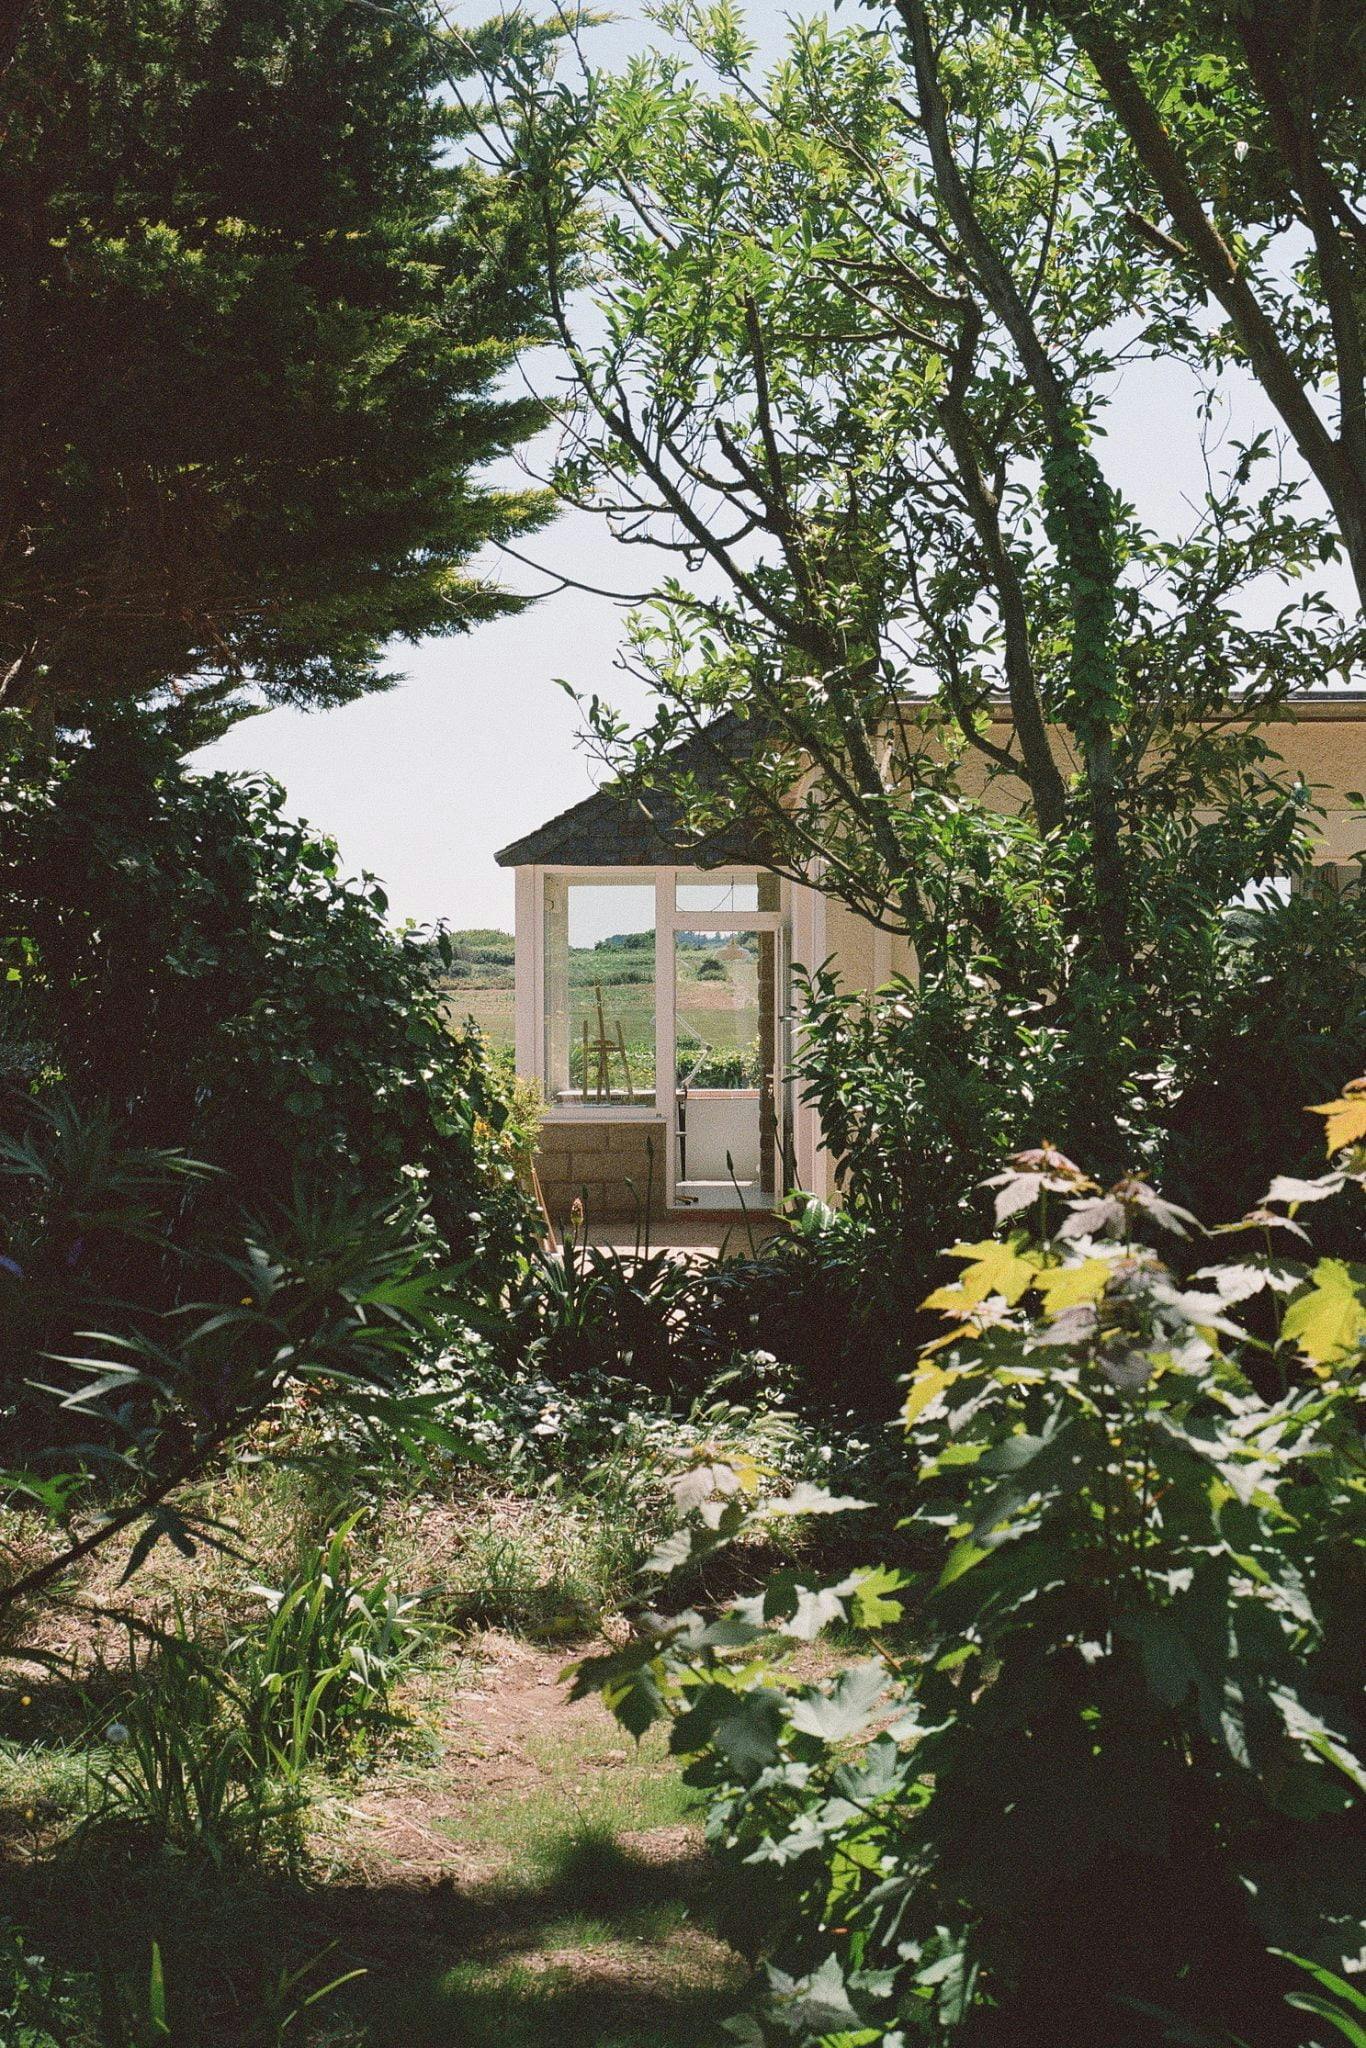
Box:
0;1113;475;1621
91;1628;297;1866
575;1084;1366;2045
0;719;535;1608
233;1514;429;1777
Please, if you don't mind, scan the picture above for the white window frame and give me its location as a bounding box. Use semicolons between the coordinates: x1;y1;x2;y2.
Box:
663;877;785;1212
518;864;790;1208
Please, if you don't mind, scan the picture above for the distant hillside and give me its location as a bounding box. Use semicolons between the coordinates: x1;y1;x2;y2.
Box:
440;928;516;986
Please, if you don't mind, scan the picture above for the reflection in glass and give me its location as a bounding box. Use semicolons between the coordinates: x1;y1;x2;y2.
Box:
675;872;780;915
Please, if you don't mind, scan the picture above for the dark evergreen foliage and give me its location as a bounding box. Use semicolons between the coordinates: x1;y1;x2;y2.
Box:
0;0;551;739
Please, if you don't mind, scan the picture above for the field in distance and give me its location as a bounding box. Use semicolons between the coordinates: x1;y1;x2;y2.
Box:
435;929;760;1061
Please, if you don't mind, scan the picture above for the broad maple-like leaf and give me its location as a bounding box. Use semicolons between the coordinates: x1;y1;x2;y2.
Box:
1307;1082;1366;1157
924;1238;1038;1311
1035;1258;1111;1316
903;1360;960;1424
1281;1258;1366;1366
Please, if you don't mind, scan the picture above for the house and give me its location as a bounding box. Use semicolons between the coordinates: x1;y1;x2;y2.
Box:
496;695;1366;1227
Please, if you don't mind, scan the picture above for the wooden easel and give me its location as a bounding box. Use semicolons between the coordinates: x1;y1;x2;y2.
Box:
578;984;635;1103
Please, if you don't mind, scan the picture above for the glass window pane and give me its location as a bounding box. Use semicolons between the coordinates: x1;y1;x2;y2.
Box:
544;881;655;1106
674;926;778;1204
676;874;759;914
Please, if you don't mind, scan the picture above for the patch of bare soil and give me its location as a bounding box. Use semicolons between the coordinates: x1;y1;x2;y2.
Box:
332;1633;616;1883
300;1628;747;2038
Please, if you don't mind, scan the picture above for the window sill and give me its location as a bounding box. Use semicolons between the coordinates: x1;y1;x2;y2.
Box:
542;1104;665;1122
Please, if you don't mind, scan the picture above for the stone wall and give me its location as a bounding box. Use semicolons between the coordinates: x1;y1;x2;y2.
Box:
535;1116;668;1227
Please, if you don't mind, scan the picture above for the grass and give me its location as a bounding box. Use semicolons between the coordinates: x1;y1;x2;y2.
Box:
351;1943;735;2048
0;1625;742;2048
427;1496;647;1637
0;1423;765;2047
441;930;767;1061
436;1715;703;1871
337;1707;737;2048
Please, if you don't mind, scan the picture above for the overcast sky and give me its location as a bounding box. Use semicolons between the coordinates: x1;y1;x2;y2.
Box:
194;3;1353;936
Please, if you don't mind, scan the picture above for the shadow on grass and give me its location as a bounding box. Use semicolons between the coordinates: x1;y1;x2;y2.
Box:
0;1813;746;2047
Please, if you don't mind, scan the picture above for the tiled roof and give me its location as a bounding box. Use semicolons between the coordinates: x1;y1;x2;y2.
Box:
495;715;768;868
497;691;1366;869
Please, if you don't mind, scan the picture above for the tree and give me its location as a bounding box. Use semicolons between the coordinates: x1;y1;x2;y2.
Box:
0;715;532;1271
489;1;1349;978
1002;0;1366;609
0;714;535;1611
0;0;552;741
478;2;1362;1237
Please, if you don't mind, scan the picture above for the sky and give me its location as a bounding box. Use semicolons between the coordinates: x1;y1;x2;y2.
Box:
193;4;1353;938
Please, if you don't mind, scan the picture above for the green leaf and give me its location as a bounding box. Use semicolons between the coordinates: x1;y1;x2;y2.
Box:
850;1565;907;1630
938;1537;991;1588
147;1944;170;2037
603;1666;668;1740
711;1690;788;1776
1281;1260;1366;1365
788;1662;887;1743
1274;1955;1366;2018
1283;1993;1366;2048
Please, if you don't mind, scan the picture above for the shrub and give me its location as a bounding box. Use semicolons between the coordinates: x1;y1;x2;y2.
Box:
787;872;1366;1409
575;1085;1366;2047
0;1095;475;1626
0;718;533;1279
0;718;533;1611
505;1237;716;1393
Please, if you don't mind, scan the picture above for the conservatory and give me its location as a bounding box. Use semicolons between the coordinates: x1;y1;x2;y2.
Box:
494;719;905;1223
496;694;1366;1231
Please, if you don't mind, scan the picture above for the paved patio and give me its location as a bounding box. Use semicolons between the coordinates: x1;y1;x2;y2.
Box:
585;1210;780;1258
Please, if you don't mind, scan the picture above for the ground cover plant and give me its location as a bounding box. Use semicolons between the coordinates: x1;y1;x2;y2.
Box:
575;1086;1366;2046
0;1324;838;2045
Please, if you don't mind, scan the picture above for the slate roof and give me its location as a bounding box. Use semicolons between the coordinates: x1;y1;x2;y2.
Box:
495;715;769;868
496;691;1366;870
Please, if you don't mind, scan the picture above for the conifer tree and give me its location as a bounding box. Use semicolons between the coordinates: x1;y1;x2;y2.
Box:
0;0;551;739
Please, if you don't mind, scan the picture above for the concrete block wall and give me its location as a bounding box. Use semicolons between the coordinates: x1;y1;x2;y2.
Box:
536;1116;668;1226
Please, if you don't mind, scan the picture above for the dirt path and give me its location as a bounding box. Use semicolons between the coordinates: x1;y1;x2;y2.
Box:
301;1630;748;2046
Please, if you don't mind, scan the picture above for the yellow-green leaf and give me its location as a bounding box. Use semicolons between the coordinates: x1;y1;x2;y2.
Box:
938;1535;990;1588
1307;1091;1366;1156
850;1565;907;1629
903;1361;958;1425
933;1238;1039;1309
1035;1258;1111;1316
1281;1258;1366;1366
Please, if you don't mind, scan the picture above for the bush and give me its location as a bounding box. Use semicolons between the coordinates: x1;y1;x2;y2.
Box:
0;718;532;1276
0;718;532;1610
576;1084;1366;2047
787;873;1366;1408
